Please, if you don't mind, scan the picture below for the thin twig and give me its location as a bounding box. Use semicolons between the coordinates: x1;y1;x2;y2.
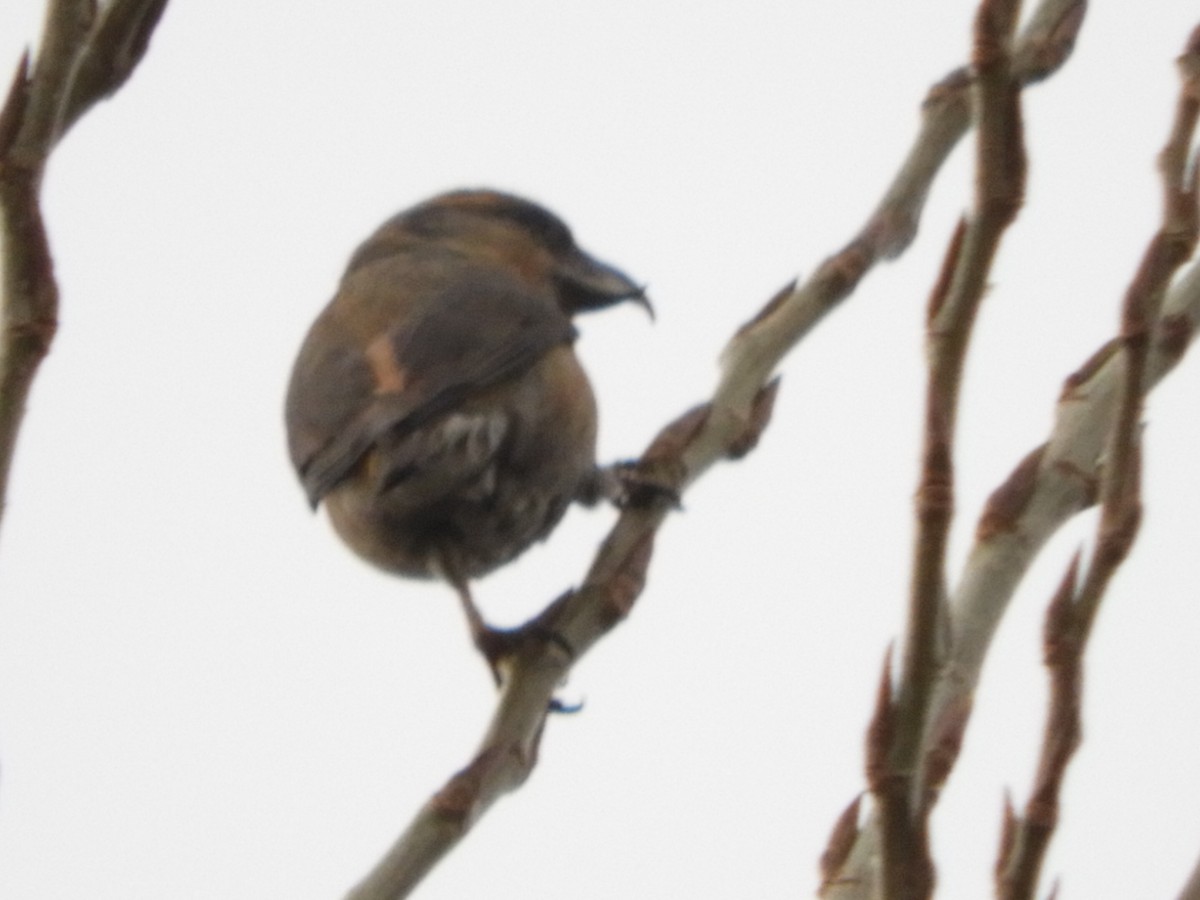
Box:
59;0;169;138
995;27;1200;897
824;12;1200;900
711;0;1082;423
994;556;1083;900
0;0;169;536
875;3;1028;897
920;23;1200;813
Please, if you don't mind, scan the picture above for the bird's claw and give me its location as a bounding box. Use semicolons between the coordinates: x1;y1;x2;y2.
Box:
471;621;577;697
581;460;682;511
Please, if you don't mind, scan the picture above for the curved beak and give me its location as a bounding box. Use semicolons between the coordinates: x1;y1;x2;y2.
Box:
556;249;653;319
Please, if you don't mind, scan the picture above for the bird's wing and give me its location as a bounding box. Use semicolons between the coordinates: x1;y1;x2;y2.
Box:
285;266;576;507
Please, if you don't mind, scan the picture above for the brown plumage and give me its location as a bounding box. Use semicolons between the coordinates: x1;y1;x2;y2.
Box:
285;189;646;668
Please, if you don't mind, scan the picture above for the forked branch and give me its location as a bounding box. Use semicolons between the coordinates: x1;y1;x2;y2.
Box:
995;26;1200;898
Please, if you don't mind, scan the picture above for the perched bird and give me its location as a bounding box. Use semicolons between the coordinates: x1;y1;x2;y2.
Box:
285;189;647;670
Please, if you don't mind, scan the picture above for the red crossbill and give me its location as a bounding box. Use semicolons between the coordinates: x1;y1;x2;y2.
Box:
285;189;646;670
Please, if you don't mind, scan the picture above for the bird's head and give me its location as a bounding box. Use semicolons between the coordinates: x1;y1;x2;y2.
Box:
402;189;651;318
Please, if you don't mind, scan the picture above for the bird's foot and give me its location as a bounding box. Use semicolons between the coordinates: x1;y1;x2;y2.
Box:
470;620;576;691
453;580;580;710
579;460;681;511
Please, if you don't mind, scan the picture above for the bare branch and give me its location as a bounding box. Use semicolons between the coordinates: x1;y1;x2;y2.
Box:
345;637;573;900
346;7;1093;896
0;0;169;535
343;8;1093;893
820;795;864;893
817;10;1199;900
352;0;1092;889
872;2;1029;896
59;0;169;138
13;0;95;161
995;556;1083;900
1010;0;1087;85
345;384;767;898
715;0;1083;425
994;27;1200;897
921;21;1200;811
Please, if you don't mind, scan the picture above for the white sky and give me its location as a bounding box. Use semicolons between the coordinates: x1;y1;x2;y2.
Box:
1;3;1198;898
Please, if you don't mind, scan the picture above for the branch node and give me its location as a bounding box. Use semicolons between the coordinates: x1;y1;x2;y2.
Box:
1155;312;1194;362
819;794;863;889
865;645;896;792
977;444;1047;540
0;51;31;158
726;377;780;459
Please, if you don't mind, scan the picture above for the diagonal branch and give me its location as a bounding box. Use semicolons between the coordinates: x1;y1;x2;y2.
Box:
345;387;776;900
347;2;1088;897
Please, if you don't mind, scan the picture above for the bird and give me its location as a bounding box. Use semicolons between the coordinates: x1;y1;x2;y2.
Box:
285;189;648;676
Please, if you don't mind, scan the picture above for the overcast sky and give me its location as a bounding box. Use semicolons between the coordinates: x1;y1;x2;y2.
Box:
1;3;1199;899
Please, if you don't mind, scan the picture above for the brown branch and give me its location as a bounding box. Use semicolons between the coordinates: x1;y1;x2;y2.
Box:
820;795;865;893
919;20;1200;818
350;2;1088;896
993;350;1144;899
12;1;95;159
59;0;169;139
867;643;933;899
914;242;1200;868
344;11;1014;895
995;27;1200;897
818;12;1200;900
344;631;577;900
994;556;1084;900
712;0;1081;411
0;0;169;536
345;388;773;900
876;3;1028;897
